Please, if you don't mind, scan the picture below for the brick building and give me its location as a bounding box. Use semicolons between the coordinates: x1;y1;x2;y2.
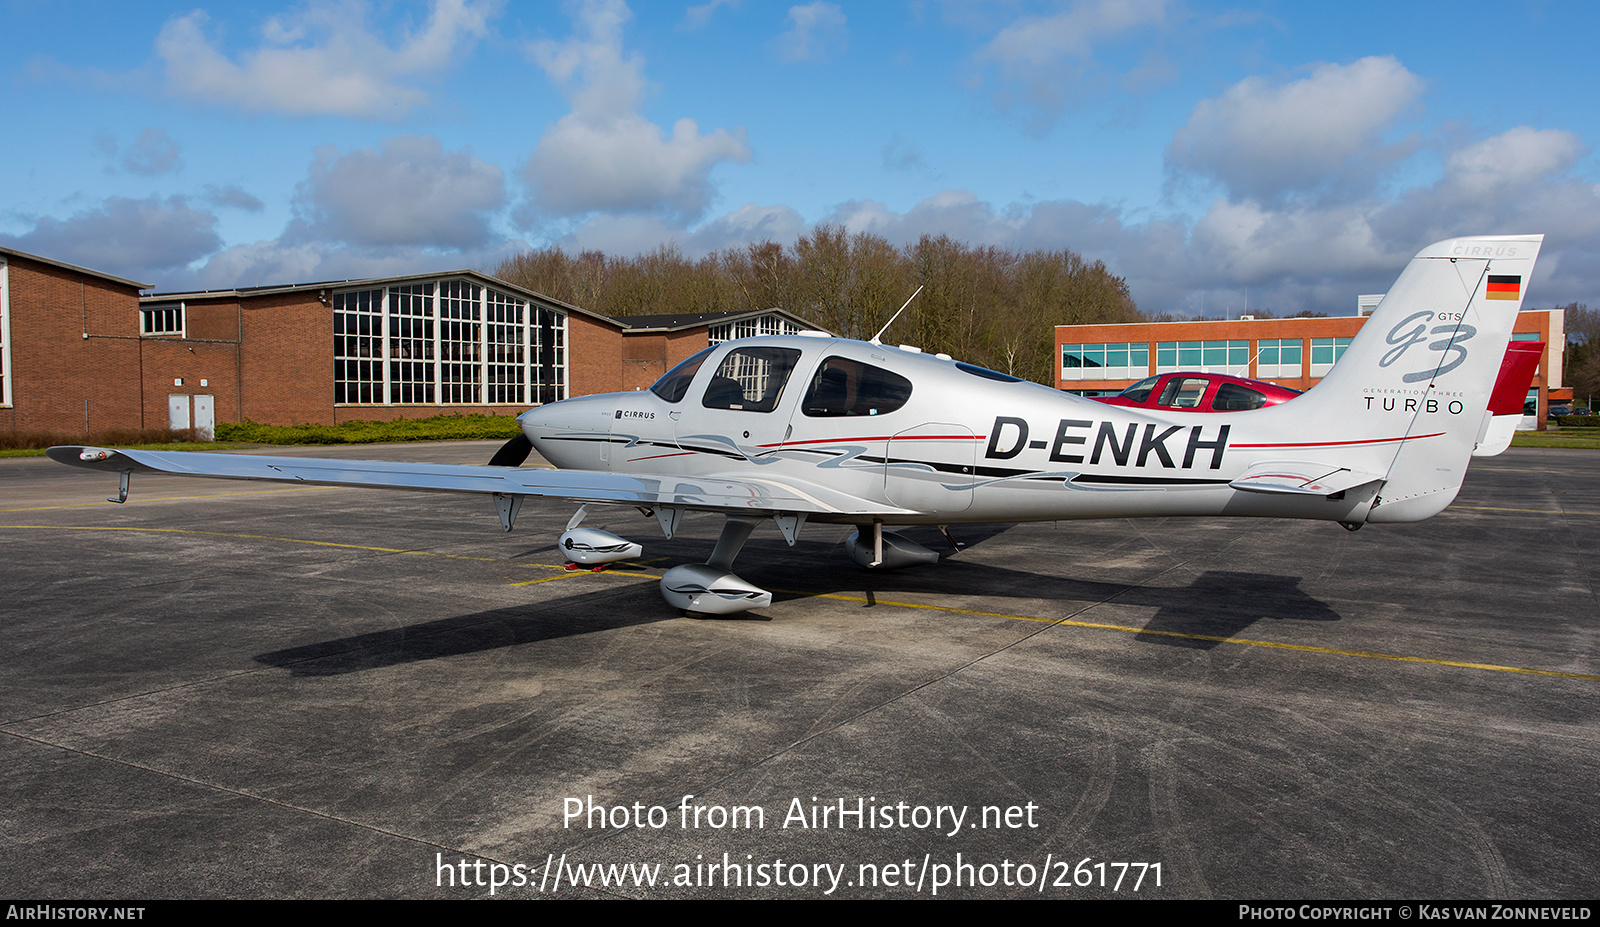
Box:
1;247;817;436
1057;308;1566;420
1;247;151;436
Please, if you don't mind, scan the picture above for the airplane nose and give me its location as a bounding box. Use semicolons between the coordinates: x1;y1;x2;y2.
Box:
522;398;599;436
521;397;614;469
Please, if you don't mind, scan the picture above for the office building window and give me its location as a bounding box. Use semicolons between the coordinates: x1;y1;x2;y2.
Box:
1310;337;1353;375
1256;339;1304;378
141;302;185;337
1155;340;1248;373
1061;342;1149;380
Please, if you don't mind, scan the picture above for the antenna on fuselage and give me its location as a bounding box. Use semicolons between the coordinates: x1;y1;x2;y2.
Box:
869;286;924;345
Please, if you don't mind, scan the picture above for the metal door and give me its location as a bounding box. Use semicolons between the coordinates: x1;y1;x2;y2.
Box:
193;395;215;440
168;394;191;430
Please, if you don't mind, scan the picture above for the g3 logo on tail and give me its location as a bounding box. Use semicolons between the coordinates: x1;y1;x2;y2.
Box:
1380;311;1476;384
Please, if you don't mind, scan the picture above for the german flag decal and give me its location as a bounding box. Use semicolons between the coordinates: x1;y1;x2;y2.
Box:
1486;274;1522;300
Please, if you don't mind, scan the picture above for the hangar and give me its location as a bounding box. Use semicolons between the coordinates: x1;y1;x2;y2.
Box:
0;245;813;437
1057;307;1566;424
1;246;151;436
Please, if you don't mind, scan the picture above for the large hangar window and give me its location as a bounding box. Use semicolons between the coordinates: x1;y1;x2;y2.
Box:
708;314;802;344
332;278;567;407
333;288;385;404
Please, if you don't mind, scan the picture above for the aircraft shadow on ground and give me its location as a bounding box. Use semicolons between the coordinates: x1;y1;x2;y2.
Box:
254;583;672;677
741;526;1341;650
254;524;1339;674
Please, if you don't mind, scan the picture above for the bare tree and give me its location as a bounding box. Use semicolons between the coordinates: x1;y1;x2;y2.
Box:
490;233;1147;385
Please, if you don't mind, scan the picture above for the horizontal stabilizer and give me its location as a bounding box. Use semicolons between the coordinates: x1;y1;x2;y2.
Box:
1229;461;1385;497
1472;414;1522;458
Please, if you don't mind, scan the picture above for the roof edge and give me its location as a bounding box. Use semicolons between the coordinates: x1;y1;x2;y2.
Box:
144;269;618;325
0;246;151;290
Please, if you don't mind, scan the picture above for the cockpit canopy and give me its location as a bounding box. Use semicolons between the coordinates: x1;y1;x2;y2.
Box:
647;343;914;417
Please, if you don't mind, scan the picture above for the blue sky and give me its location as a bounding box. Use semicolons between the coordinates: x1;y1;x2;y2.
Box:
4;0;1598;317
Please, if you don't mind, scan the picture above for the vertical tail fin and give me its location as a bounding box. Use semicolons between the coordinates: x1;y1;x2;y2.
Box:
1296;235;1543;522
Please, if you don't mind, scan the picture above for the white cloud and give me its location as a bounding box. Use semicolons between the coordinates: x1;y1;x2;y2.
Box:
682;202;808;253
155;1;492;119
1189;199;1391;283
559;202;807;257
680;0;739;32
975;0;1171;117
823;191;1015;245
1441;126;1585;197
94;128;184;175
290;134;505;249
981;0;1169;66
180;238;524;291
882;134;926;173
520;0;750;222
774;2;847;64
0;196;221;279
123;128;184;175
1166;56;1425;202
1374;127;1600;250
203;184;266;212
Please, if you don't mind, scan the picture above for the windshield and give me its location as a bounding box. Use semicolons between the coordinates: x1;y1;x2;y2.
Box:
1119;376;1160;403
649;347;716;402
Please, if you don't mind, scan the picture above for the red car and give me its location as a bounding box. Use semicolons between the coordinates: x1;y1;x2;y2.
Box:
1091;341;1544;416
1092;372;1302;412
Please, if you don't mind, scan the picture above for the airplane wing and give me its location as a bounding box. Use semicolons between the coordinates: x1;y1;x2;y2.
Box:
45;446;913;518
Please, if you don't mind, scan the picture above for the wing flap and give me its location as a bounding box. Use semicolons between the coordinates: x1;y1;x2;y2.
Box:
46;446;911;517
1228;460;1385;497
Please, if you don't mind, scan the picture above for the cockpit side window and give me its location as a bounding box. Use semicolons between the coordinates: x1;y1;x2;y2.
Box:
701;346;802;413
649;347;715;403
1212;381;1268;411
802;356;913;417
1158;376;1210;409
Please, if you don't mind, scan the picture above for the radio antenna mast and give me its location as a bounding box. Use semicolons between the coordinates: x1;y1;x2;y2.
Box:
870;285;924;345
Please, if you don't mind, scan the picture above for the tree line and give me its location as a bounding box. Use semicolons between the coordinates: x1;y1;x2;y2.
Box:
491;226;1142;385
1558;303;1600;409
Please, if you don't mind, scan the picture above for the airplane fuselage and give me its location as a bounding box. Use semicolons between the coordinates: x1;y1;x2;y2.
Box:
519;334;1426;528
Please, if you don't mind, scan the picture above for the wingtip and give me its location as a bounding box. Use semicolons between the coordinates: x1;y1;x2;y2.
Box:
46;446;123;469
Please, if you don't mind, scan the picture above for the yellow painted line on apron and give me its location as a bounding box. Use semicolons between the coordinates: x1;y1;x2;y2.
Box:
0;524;556;567
1;486;330;513
1451;505;1588;515
7;525;1591;682
785;591;1600;682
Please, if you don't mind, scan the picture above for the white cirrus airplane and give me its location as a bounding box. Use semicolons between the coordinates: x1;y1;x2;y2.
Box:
52;234;1542;615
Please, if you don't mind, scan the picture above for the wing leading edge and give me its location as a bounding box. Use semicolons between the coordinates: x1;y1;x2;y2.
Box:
45;446;912;518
